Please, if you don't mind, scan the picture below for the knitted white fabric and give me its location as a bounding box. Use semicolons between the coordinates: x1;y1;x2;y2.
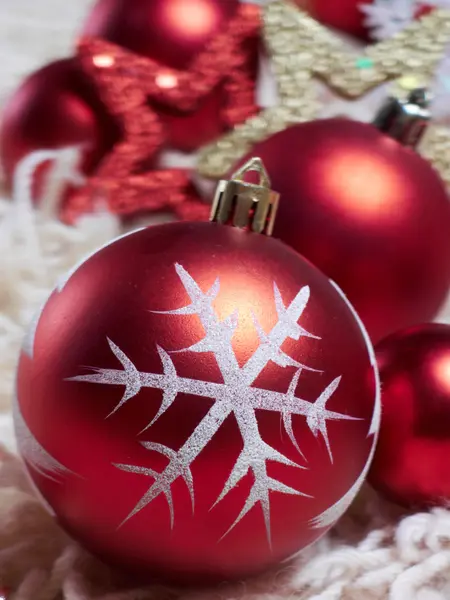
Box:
2;1;450;599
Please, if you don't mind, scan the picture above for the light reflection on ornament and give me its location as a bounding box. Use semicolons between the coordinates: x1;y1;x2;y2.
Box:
92;54;115;68
164;0;218;38
156;72;179;90
211;267;275;344
320;149;407;221
432;351;450;394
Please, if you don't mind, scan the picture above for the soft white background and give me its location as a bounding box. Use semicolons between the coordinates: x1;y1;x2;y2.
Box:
0;0;92;105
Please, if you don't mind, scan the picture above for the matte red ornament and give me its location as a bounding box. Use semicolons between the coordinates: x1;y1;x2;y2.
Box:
80;0;260;153
370;323;450;508
293;0;373;39
82;0;244;72
416;4;436;18
62;2;260;222
0;58;119;193
236;119;450;343
15;220;379;584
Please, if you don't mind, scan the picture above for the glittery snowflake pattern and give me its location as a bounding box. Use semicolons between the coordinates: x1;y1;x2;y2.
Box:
13;392;75;482
69;263;362;545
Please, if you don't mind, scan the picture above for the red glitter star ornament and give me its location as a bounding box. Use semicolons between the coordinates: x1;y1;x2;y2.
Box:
63;2;261;223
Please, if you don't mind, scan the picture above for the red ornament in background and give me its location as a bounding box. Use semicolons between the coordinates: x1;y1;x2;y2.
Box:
0;58;120;193
416;4;436;18
236;118;450;343
0;0;259;222
15;165;379;584
370;324;450;508
81;0;259;153
65;2;259;223
82;0;242;71
293;0;374;39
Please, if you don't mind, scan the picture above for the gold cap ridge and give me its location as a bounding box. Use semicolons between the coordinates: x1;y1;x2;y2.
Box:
210;158;280;236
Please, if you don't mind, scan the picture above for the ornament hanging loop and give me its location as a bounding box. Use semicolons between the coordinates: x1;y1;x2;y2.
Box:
210;157;280;236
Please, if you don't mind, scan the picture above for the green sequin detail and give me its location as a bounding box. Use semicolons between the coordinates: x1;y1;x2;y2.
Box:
356;57;374;70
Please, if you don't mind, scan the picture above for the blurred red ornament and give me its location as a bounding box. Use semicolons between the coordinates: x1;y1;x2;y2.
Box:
65;1;259;223
293;0;373;39
0;58;119;193
236;118;450;343
370;323;450;508
15;207;379;583
79;0;260;152
82;0;244;71
0;1;259;222
63;2;260;222
416;4;436;18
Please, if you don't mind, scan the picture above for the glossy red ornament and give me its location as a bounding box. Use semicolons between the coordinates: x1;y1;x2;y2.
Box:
370;323;450;508
15;221;379;584
236;119;450;343
80;0;260;152
0;58;119;192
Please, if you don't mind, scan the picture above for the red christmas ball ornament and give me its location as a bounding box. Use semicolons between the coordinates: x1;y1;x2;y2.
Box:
82;0;241;71
15;161;379;584
80;0;259;152
370;323;450;508
416;4;435;18
236;92;450;343
0;58;120;192
293;0;373;39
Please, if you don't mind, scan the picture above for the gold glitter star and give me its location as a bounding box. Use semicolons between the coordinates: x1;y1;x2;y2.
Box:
421;126;450;189
198;0;450;179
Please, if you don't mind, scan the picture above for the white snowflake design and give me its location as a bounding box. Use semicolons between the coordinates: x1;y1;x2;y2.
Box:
361;0;417;41
362;0;450;41
68;263;366;545
13;392;75;481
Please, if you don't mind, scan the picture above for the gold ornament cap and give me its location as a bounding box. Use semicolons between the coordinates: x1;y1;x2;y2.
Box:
210;158;279;236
